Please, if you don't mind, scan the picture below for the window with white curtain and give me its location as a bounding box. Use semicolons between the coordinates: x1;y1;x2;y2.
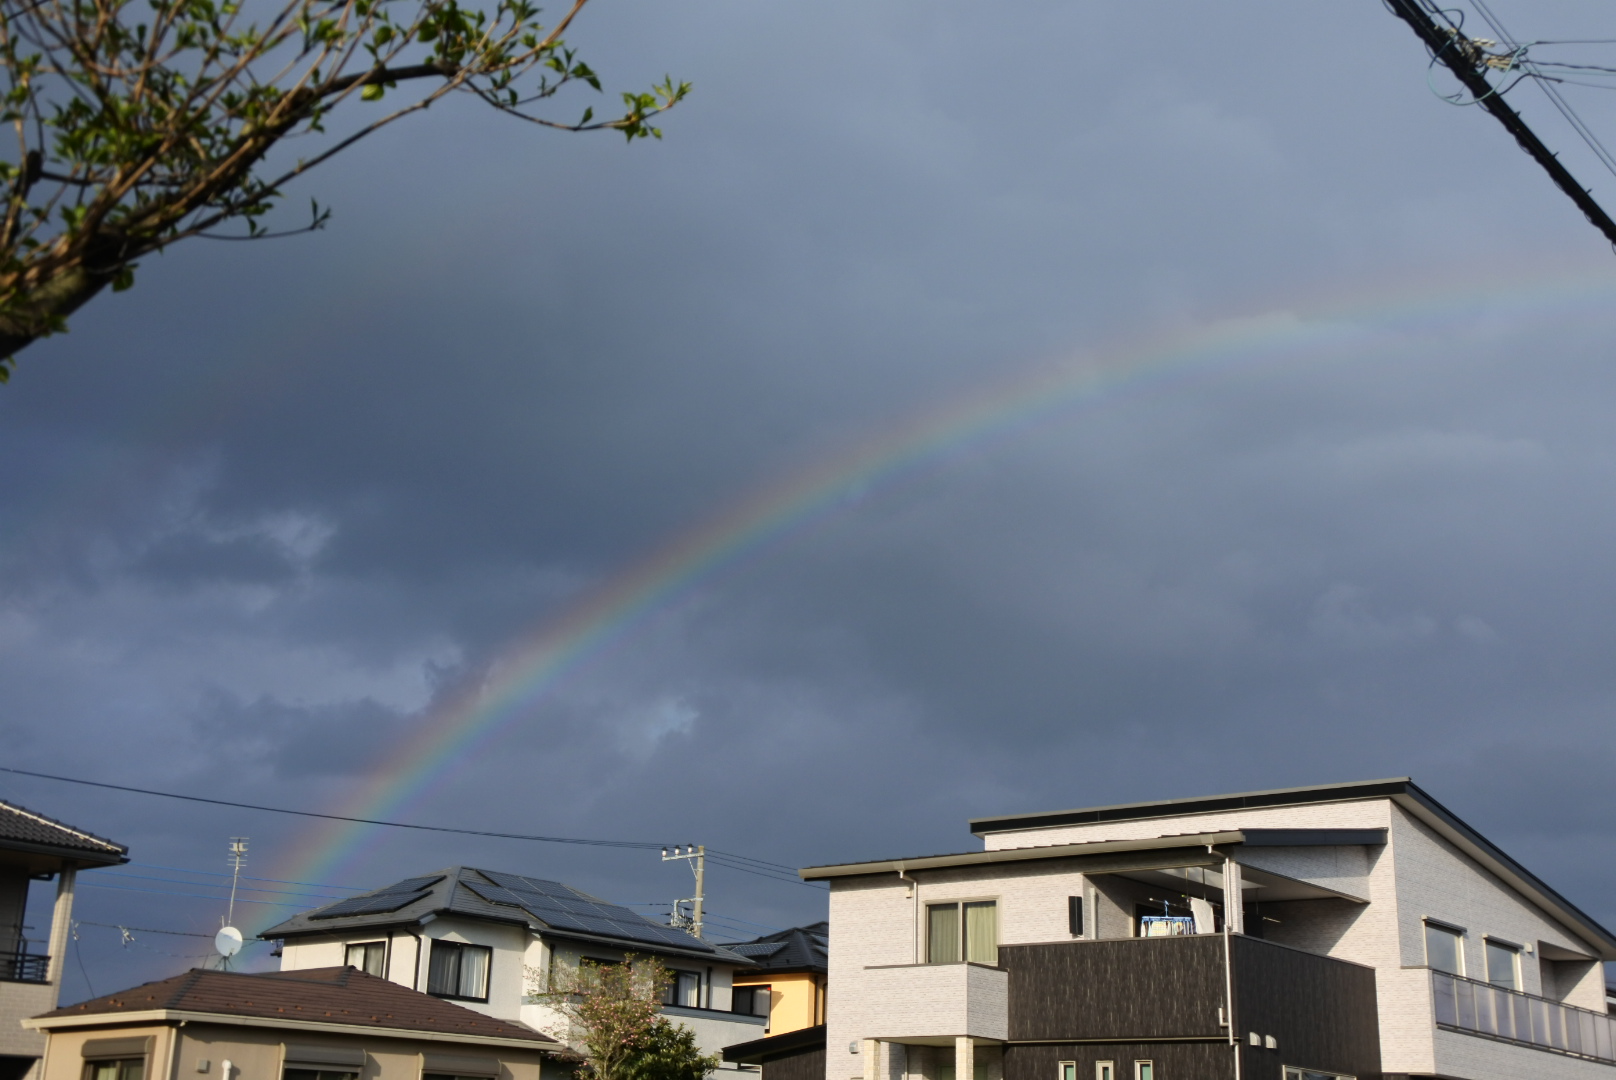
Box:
427;941;491;1000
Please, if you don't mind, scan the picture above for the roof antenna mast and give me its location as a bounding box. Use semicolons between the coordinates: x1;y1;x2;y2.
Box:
660;845;705;940
214;837;248;969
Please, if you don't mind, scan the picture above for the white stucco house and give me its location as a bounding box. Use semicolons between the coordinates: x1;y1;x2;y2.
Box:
792;778;1616;1080
261;866;765;1071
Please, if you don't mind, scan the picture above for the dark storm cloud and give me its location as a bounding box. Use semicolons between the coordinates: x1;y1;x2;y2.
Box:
2;0;1615;1001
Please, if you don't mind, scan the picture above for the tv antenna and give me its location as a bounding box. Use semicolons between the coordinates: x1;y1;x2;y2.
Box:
661;845;705;939
216;837;248;969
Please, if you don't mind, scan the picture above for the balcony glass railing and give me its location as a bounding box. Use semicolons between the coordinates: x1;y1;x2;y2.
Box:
0;951;49;983
1432;970;1616;1064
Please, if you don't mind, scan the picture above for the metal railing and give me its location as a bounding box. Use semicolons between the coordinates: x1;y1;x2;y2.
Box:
1432;969;1616;1064
0;951;50;983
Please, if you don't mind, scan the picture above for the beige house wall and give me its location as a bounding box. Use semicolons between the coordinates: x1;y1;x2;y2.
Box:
730;971;821;1035
35;1021;551;1080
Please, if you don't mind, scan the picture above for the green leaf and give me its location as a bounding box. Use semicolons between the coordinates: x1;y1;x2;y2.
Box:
361;82;384;100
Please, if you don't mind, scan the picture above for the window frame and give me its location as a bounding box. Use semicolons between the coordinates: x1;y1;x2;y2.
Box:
83;1059;145;1080
426;940;492;1002
1133;1061;1153;1080
1068;896;1084;938
344;940;387;978
1423;919;1465;977
1484;936;1521;990
732;983;771;1018
1095;1064;1114;1080
1058;1062;1076;1080
662;969;703;1009
924;897;999;965
1282;1069;1356;1080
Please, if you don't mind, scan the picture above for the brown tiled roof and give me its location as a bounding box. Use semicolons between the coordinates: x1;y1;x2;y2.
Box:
36;967;557;1045
0;800;127;863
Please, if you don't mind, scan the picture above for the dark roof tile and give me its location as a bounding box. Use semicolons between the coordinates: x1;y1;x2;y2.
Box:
36;967;557;1044
0;800;127;863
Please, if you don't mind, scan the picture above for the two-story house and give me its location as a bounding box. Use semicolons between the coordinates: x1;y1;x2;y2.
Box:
729;924;828;1036
0;800;129;1080
261;867;766;1069
797;778;1616;1080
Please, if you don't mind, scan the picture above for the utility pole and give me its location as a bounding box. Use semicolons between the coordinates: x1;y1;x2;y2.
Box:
1380;0;1616;247
661;845;706;939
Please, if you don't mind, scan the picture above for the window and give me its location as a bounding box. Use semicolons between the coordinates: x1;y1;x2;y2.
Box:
662;970;701;1008
1283;1070;1355;1080
1068;897;1084;937
926;901;998;964
1059;1063;1076;1080
733;984;770;1017
1424;922;1464;976
85;1060;144;1080
344;941;386;977
1095;1064;1113;1080
1133;1062;1152;1080
284;1070;356;1080
1486;939;1520;990
427;941;491;1000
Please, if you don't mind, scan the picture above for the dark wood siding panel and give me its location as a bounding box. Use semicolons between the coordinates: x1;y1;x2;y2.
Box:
1001;938;1227;1041
1005;1041;1233;1080
762;1046;825;1080
1231;937;1380;1080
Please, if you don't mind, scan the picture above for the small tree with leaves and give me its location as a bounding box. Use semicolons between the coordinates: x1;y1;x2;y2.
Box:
529;955;716;1080
0;0;687;376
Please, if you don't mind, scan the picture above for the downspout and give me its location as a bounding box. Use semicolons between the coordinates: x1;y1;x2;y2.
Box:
403;927;423;991
896;864;917;964
166;1020;186;1080
1215;844;1239;1080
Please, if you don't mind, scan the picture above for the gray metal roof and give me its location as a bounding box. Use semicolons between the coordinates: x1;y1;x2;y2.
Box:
0;799;128;865
726;922;826;974
259;866;751;965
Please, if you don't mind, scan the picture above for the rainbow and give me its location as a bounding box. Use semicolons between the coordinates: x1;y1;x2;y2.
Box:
274;262;1616;898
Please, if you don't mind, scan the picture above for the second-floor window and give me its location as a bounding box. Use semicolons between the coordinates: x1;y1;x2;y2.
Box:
1424;921;1463;976
662;969;701;1008
926;900;997;965
345;941;385;977
733;984;770;1017
427;941;491;1000
1486;939;1520;990
85;1059;144;1080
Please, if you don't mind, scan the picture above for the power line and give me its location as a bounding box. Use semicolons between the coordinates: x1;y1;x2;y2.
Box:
1;765;821;889
76;920;211;938
1381;0;1616;246
78;880;310;907
82;868;351;901
125;861;364;892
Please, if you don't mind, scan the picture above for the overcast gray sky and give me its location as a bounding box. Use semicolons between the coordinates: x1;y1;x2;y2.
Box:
5;0;1616;1000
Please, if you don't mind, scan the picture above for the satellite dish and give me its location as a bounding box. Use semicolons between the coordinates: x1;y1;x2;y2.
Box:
215;926;243;958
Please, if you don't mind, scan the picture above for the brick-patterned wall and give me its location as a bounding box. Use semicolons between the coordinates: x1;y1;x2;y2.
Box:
0;980;53;1057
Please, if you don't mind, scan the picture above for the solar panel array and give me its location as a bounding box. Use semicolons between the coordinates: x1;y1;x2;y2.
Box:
462;869;713;952
308;874;446;919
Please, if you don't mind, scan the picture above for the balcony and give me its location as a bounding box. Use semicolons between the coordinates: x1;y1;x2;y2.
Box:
996;935;1380;1080
1432;969;1616;1064
858;962;1008;1041
0;952;49;984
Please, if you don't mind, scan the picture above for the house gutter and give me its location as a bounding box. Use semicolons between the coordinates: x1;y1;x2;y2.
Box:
23;1011;561;1050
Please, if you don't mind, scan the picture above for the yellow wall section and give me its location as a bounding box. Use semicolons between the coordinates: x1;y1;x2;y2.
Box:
732;972;823;1035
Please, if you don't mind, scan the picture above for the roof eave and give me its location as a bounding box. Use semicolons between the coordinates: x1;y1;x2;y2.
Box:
24;1009;560;1049
800;831;1246;879
0;836;129;868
